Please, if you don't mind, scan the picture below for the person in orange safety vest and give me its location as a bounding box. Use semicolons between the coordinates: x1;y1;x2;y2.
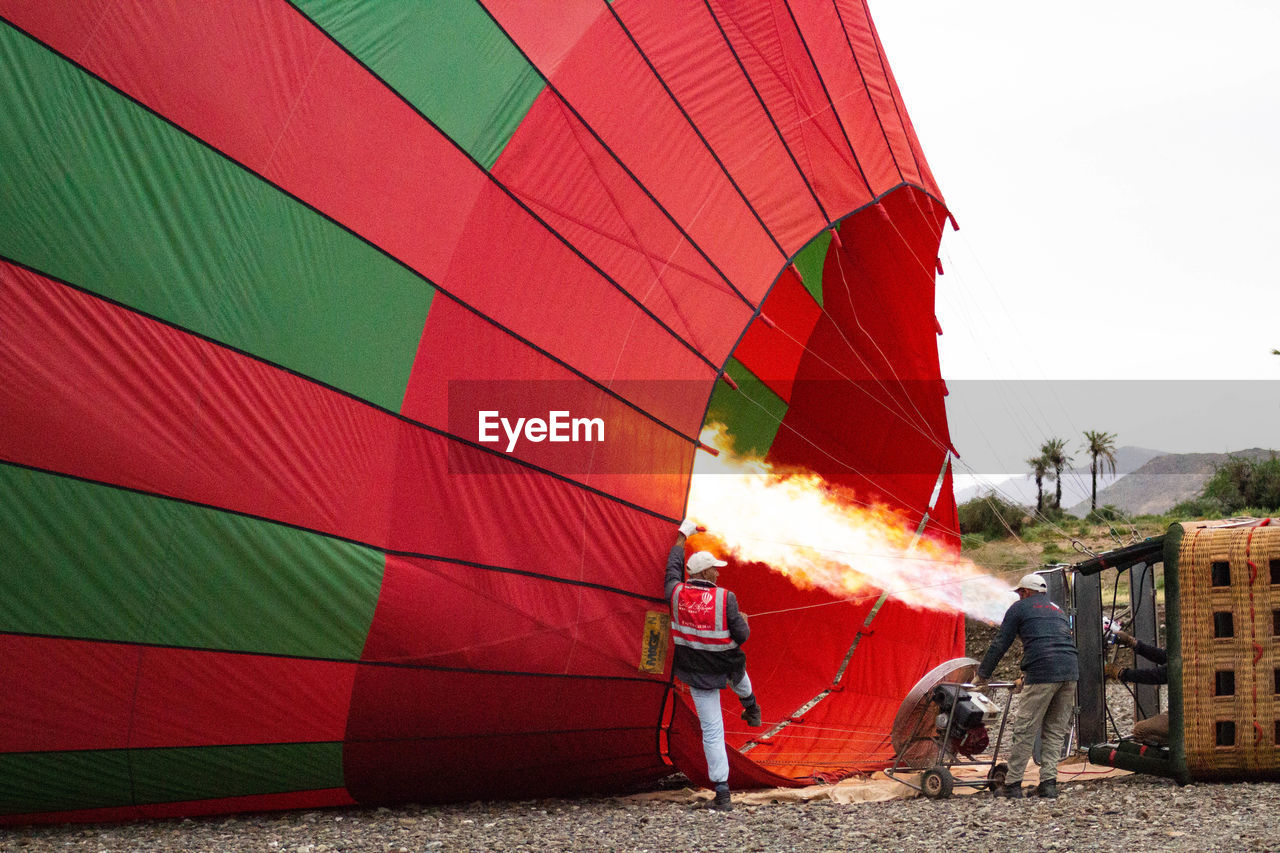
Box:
666;519;763;811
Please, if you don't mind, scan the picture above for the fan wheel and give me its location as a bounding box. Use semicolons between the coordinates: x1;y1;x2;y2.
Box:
920;766;954;799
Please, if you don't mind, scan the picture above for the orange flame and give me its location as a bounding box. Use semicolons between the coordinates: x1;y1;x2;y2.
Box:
687;424;1014;624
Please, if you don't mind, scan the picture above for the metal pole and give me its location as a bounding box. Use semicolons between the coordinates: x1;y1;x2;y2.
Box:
1074;569;1106;746
1128;561;1160;720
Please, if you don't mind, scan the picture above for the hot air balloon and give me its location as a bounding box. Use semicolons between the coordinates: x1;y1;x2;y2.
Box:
0;0;962;822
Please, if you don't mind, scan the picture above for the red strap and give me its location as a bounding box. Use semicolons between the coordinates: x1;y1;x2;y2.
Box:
1254;643;1265;665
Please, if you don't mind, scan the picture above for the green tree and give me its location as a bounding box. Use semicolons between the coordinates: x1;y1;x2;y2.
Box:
1027;453;1051;516
1082;429;1118;513
1042;437;1072;510
958;494;1027;540
1201;453;1280;514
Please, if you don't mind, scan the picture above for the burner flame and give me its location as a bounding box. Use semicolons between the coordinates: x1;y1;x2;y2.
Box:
686;424;1014;624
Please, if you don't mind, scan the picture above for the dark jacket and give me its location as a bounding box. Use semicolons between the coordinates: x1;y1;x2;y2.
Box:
665;545;749;689
1120;638;1168;685
978;592;1079;684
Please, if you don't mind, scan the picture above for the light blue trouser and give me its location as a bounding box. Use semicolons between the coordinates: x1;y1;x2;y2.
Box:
1004;680;1076;785
690;673;754;784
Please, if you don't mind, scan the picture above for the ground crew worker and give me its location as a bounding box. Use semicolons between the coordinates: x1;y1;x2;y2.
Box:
666;519;763;812
973;572;1078;799
1103;623;1169;744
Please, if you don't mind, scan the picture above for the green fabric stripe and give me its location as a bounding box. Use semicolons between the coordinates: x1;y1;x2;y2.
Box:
0;465;383;660
297;0;544;169
792;229;831;307
0;25;431;412
703;359;788;458
0;743;342;815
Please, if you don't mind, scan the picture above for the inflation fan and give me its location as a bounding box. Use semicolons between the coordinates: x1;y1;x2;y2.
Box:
885;657;1014;798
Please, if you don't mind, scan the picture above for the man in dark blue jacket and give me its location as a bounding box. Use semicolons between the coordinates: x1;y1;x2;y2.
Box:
973;572;1078;799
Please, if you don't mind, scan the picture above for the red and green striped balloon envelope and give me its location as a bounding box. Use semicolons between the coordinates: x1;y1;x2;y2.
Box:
0;0;964;822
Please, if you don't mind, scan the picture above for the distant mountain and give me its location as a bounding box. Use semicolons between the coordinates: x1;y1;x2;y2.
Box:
1068;447;1278;517
955;446;1167;508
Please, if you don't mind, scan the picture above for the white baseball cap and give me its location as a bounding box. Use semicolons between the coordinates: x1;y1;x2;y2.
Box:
1016;573;1048;594
687;551;728;574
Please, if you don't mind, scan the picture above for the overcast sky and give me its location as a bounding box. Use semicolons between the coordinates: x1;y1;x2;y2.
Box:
869;1;1280;484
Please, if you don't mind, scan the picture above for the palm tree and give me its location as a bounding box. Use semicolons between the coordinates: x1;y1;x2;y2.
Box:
1083;429;1118;512
1027;453;1051;516
1042;437;1072;510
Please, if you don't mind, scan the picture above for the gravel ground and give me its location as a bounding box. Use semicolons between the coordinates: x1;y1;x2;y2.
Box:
4;773;1279;853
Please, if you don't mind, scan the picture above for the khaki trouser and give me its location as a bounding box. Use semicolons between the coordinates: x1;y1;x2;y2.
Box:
1133;712;1169;744
1004;680;1076;785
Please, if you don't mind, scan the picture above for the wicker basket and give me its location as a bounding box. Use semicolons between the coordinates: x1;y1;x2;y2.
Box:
1166;519;1280;781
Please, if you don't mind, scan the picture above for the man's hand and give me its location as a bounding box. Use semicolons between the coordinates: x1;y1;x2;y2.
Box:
678;519;698;538
1011;676;1024;695
1114;630;1137;649
971;676;990;693
1104;663;1123;681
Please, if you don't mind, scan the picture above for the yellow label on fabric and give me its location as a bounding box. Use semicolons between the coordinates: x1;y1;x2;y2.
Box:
639;610;670;674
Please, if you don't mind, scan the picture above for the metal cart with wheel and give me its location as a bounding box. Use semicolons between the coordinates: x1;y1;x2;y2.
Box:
884;657;1016;799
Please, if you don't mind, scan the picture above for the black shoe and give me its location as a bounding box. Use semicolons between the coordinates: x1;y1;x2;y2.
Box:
710;782;733;812
741;697;762;728
1034;780;1058;799
993;783;1024;799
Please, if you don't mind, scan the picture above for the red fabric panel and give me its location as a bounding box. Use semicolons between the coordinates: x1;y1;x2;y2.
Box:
0;0;717;395
0;262;674;590
492;88;753;365
440;181;717;386
730;267;821;403
0;789;357;827
704;0;872;219
0;637;355;752
129;649;356;748
834;0;941;195
926;466;962;546
342;666;669;801
0;636;135;753
784;0;901;191
718;558;878;747
402;297;698;516
483;0;787;292
607;0;829;256
345;666;664;741
766;191;951;514
345;732;665;804
362;555;664;678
